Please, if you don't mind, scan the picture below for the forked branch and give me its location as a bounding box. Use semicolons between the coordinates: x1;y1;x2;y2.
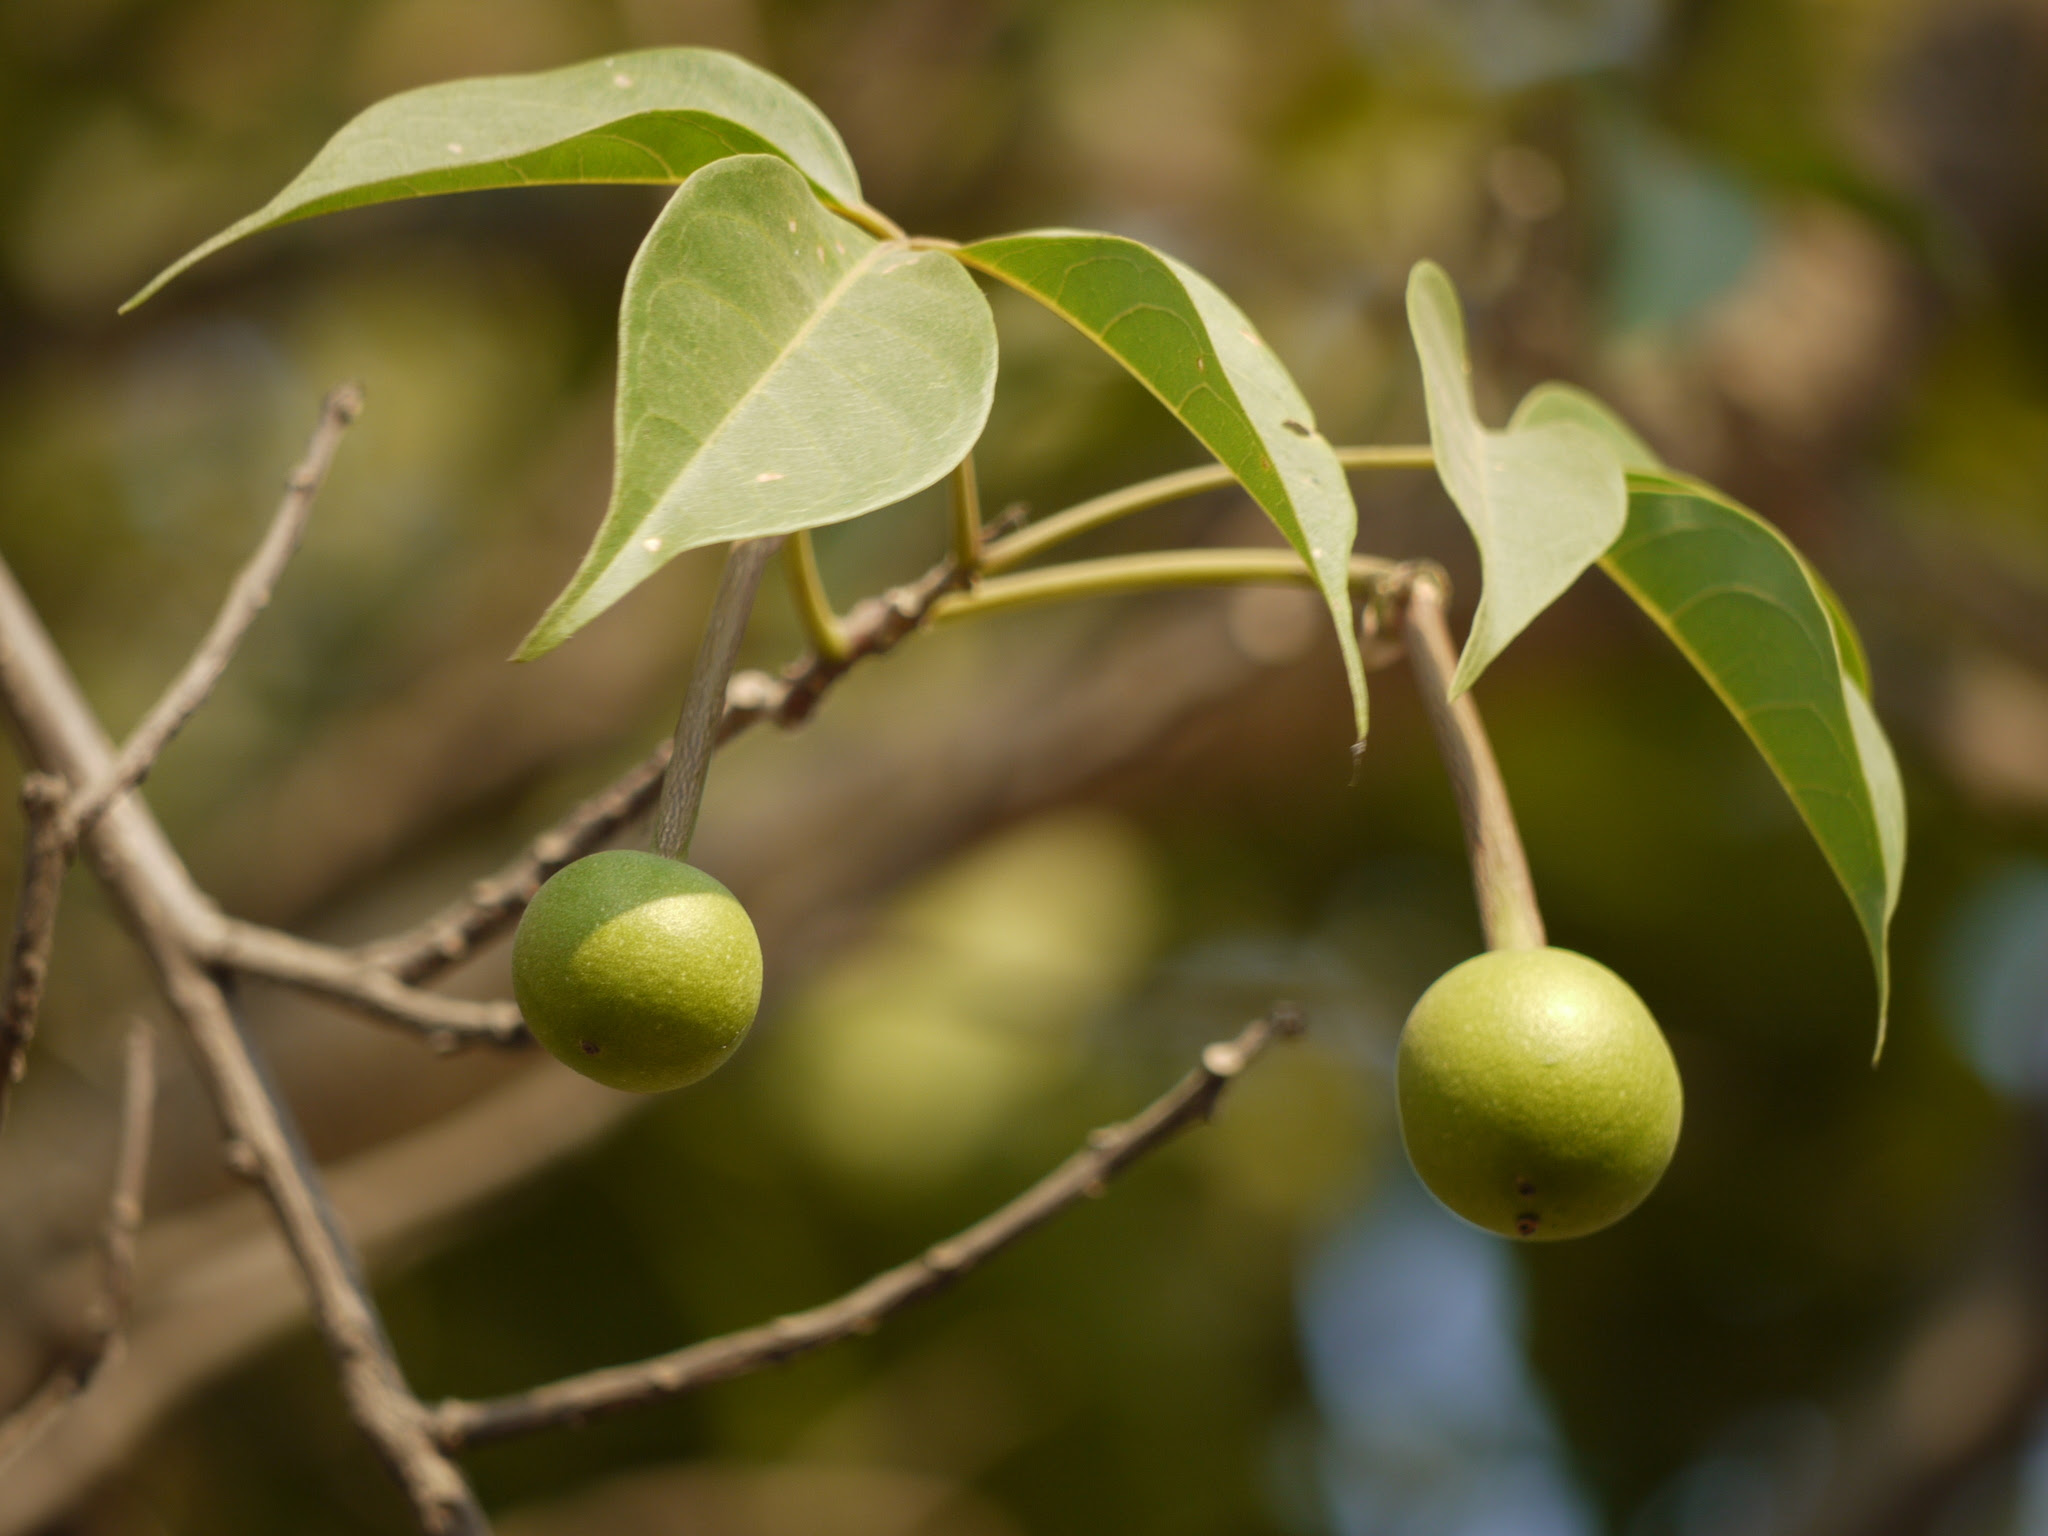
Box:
427;1005;1303;1448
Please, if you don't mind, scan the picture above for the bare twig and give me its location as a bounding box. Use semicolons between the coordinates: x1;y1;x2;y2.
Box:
0;555;491;1535
0;775;70;1132
654;534;783;861
426;1005;1304;1448
0;390;359;1130
0;1021;154;1472
1400;574;1545;951
66;384;362;842
207;920;526;1048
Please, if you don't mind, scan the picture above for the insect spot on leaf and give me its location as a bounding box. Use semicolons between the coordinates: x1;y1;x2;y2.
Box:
580;1040;601;1055
1515;1213;1540;1236
1515;1177;1536;1196
1281;418;1312;437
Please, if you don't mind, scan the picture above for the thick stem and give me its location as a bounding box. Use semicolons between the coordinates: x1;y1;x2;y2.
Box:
1401;575;1545;952
933;549;1401;623
652;536;782;862
782;532;851;664
947;452;984;573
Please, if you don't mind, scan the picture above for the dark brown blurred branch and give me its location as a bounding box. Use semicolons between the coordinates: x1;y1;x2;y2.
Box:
0;775;69;1132
1400;573;1546;952
427;1005;1304;1449
0;1021;153;1472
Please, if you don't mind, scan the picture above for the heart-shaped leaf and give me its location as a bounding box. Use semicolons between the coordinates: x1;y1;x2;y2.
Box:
517;154;995;659
1601;474;1905;1053
958;231;1368;741
1406;263;1628;695
125;48;866;310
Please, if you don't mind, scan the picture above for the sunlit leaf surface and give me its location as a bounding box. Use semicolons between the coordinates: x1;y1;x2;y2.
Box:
125;48;864;309
1407;264;1628;695
1602;475;1904;1049
518;155;994;658
960;230;1368;741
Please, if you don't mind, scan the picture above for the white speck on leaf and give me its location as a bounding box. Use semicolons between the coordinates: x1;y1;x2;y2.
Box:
446;143;464;155
788;220;798;233
612;72;633;87
755;472;784;483
641;536;663;553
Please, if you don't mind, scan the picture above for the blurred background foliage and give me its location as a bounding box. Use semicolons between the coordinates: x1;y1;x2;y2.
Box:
2;0;2048;1532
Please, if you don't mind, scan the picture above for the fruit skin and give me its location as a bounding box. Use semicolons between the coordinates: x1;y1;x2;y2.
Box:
1396;947;1681;1241
512;849;763;1093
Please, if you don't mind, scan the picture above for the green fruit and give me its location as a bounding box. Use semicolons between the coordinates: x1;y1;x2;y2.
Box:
512;849;763;1093
1396;947;1681;1241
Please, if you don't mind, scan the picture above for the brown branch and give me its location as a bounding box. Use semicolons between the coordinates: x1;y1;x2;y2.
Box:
1399;574;1546;952
0;555;491;1534
66;384;362;842
0;390;359;1130
357;552;971;986
0;1021;154;1472
0;775;70;1132
207;920;527;1048
427;1005;1303;1449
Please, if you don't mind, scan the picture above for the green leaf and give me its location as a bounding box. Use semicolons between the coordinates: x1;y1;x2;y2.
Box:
1510;382;1875;692
517;154;995;659
1405;263;1628;695
1601;474;1905;1052
125;48;866;310
958;230;1368;740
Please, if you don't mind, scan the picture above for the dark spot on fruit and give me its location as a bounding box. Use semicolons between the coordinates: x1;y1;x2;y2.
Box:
1515;1177;1536;1196
1515;1213;1540;1237
580;1040;601;1055
1280;418;1312;437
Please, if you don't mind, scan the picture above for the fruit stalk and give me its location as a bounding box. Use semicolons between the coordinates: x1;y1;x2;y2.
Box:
1402;574;1545;951
653;535;782;862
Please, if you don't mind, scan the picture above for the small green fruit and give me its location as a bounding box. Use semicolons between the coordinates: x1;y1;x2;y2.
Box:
512;849;763;1093
1396;947;1681;1241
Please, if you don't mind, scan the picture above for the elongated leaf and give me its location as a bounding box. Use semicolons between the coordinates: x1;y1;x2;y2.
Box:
1406;263;1628;695
516;155;994;659
126;48;865;310
958;231;1368;740
1510;381;1874;691
1601;475;1904;1051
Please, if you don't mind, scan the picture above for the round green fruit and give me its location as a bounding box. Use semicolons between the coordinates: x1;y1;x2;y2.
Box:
1396;946;1681;1241
512;849;763;1093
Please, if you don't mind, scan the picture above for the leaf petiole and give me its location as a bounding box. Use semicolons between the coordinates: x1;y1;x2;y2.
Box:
931;548;1401;623
783;531;852;665
980;446;1433;576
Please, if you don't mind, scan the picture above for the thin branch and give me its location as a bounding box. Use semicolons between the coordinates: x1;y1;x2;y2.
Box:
66;384;362;842
979;445;1434;576
932;549;1402;624
947;452;984;573
0;554;491;1535
0;775;70;1132
1400;574;1545;951
653;535;782;862
0;1021;155;1473
206;921;526;1048
783;531;851;664
428;1005;1304;1449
